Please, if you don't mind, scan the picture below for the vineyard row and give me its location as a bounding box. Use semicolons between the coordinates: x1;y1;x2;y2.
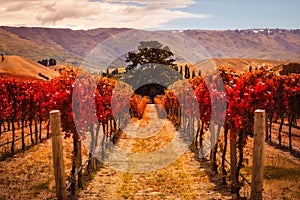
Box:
1;65;300;197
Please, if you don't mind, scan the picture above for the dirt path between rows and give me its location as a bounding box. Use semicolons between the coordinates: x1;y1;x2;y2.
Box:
0;104;299;199
78;104;232;199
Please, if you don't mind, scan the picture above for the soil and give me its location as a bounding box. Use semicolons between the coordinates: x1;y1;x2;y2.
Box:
0;104;299;199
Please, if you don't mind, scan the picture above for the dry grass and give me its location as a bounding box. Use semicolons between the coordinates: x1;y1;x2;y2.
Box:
262;145;300;199
0;55;59;80
241;134;300;200
204;119;300;199
0;122;49;159
0;135;88;200
270;121;300;153
78;105;232;199
1;105;300;199
79;149;232;200
179;58;289;74
131;124;175;153
0;139;57;199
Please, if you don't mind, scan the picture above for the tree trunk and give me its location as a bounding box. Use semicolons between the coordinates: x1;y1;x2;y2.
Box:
11;119;15;154
71;133;78;197
39;118;42;142
236;133;244;198
21;120;25;151
35;117;38;144
77;139;83;189
288;114;294;152
29;119;34;145
195;119;200;149
113;119;117;132
101;129;107;160
221;124;228;184
209;121;215;166
230;133;237;198
211;143;218;174
102;121;106;136
198;121;205;159
278;116;284;147
211;124;221;174
269;115;273;143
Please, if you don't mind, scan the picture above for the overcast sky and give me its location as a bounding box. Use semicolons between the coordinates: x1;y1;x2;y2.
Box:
0;0;299;30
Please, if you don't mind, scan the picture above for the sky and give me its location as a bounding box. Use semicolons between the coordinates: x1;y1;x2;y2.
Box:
0;0;299;30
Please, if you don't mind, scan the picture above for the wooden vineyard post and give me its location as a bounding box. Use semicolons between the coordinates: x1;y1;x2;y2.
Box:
50;110;67;200
250;109;266;200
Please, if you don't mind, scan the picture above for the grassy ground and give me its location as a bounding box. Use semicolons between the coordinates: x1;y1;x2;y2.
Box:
242;136;300;199
79;105;232;199
78;148;232;200
0;135;88;199
0;122;49;160
0;139;59;199
1;105;300;199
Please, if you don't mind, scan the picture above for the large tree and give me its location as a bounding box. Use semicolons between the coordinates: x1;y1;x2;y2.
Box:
125;41;176;71
122;41;181;96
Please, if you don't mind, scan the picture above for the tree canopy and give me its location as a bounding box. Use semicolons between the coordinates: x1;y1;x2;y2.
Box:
125;41;176;71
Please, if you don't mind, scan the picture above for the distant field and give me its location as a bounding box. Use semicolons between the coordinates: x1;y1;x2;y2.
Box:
0;55;59;80
178;57;290;74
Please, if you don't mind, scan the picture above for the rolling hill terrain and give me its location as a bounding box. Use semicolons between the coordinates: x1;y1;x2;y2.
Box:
0;28;83;66
0;26;299;67
0;55;59;80
184;29;300;61
193;58;289;73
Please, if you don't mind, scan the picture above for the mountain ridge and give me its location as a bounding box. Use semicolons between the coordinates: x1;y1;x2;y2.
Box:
0;26;299;66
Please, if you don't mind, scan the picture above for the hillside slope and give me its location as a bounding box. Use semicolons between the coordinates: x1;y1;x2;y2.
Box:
0;55;59;80
184;29;300;61
199;58;289;72
0;29;83;66
177;58;290;74
0;26;129;58
0;26;299;65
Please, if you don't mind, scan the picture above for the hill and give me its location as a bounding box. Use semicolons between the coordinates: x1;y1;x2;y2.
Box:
184;29;300;61
195;58;289;73
0;28;83;66
0;26;299;66
0;55;59;80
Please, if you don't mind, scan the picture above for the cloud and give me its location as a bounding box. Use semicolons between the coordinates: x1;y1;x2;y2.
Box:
35;1;101;25
102;0;196;8
0;0;209;29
